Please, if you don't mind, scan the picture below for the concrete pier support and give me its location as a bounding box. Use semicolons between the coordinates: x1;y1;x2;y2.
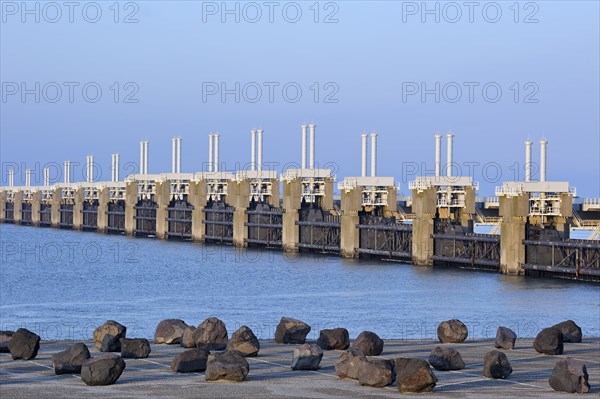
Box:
340;188;362;258
384;188;398;216
31;191;41;226
0;191;5;222
411;187;437;266
499;194;528;275
282;180;302;253
323;178;335;211
97;187;109;233
555;193;573;239
125;181;138;236
51;188;61;227
232;180;250;247
460;187;476;232
13;191;23;224
189;180;207;242
155;180;170;239
73;188;84;230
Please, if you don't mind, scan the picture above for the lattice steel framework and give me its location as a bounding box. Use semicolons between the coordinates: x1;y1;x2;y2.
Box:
431;234;500;271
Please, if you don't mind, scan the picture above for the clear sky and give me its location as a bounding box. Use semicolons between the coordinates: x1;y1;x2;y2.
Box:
1;1;598;196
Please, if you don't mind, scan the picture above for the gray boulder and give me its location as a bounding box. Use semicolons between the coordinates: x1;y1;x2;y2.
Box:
0;331;13;353
52;343;91;374
358;358;395;387
317;328;350;350
154;319;190;344
396;358;438;393
93;320;126;352
227;325;260;357
180;325;196;348
275;317;311;344
171;347;210;373
205;350;249;382
8;328;40;360
437;319;468;343
533;327;563;355
351;331;383;356
335;348;367;380
120;338;151;358
549;358;590;394
552;320;582;343
291;344;323;370
495;326;517;350
483;350;512;379
193;317;228;351
428;346;465;371
81;354;126;386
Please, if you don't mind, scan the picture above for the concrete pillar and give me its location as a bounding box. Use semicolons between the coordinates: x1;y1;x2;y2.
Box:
555;193;573;239
189;180;207;242
51;187;61;227
97;187;109;233
31;191;41;226
460;187;476;232
340;187;362;258
322;178;334;211
73;187;84;230
232;179;250;247
13;191;23;224
155;180;170;239
499;194;529;275
559;193;573;219
282;179;302;252
125;181;138;236
411;187;437;266
384;187;398;217
0;190;5;222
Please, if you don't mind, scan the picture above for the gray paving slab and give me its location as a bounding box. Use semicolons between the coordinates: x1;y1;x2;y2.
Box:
1;338;598;398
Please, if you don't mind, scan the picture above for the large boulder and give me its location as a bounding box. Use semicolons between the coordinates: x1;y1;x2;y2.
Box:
495;326;517;350
0;331;13;353
8;328;40;360
351;331;383;356
437;319;468;343
81;354;126;386
93;320;126;352
483;350;512;379
317;328;350;350
549;358;590;394
227;326;260;357
291;344;323;370
180;325;196;348
428;347;465;371
120;338;151;358
533;328;563;355
552;320;582;343
205;350;249;382
193;317;228;351
358;358;395;387
335;348;367;380
275;317;311;344
154;319;190;344
171;347;210;373
52;343;91;374
396;358;438;393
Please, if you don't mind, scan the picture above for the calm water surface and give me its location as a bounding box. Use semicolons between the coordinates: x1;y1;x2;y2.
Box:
1;224;598;341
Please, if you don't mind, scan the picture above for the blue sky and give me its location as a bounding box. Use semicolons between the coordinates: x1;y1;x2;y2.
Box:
1;1;598;196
